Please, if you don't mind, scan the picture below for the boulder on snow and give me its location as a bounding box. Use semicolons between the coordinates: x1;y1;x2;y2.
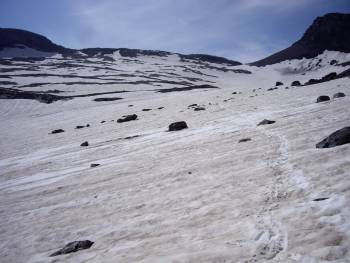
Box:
238;138;252;143
80;141;89;147
333;92;346;99
257;119;276;126
168;121;188;131
291;81;301;86
313;197;329;201
194;106;206;111
316;95;330;103
90;163;100;168
50;240;94;257
117;114;138;123
316;127;350;148
51;129;64;134
275;81;283;86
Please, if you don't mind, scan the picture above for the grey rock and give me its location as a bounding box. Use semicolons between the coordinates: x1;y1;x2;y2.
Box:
50;240;94;257
316;95;330;103
51;129;64;134
333;92;345;98
117;114;138;123
316;126;350;148
80;141;89;147
168;121;188;131
258;119;276;126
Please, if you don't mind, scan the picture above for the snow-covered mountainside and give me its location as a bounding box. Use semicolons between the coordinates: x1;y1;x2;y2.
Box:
1;14;350;263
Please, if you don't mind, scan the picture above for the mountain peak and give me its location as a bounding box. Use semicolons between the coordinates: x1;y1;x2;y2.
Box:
251;13;350;66
0;28;70;54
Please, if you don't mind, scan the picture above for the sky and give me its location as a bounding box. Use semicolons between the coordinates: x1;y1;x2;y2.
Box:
0;0;349;62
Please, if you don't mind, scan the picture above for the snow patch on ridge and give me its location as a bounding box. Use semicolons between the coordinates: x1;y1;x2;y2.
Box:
0;45;57;58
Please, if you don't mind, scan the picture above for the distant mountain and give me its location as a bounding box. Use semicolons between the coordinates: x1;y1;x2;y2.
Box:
0;28;241;66
0;28;71;54
251;13;350;66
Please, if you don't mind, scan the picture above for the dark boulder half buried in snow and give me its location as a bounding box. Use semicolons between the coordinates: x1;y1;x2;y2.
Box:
50;240;94;257
117;114;138;123
316;95;330;103
257;119;276;126
316;127;350;148
333;92;346;99
168;121;188;131
291;81;301;86
80;141;89;147
275;81;283;86
50;129;64;134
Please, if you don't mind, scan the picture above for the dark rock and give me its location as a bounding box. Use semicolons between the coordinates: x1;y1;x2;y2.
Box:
258;119;276;126
124;135;140;140
168;121;188;131
157;107;164;110
117;114;137;123
291;81;301;86
51;129;64;134
50;240;94;257
80;141;89;147
330;59;338;65
322;72;337;81
267;87;278;91
76;125;85;129
194;107;205;111
275;82;283;86
316;126;350;148
128;105;134;107
304;72;339;86
142;109;152;111
339;61;350;67
313;197;329;201
232;92;237;94
238;138;252;143
93;97;123;102
316;95;330;103
333;92;346;98
188;104;198;108
90;163;100;168
0;87;70;104
305;79;318;85
86;124;90;127
101;121;106;123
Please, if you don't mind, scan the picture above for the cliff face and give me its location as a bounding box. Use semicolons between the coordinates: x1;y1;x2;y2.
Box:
251;13;350;66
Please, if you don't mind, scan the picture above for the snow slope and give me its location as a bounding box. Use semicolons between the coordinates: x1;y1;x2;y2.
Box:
0;50;350;263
